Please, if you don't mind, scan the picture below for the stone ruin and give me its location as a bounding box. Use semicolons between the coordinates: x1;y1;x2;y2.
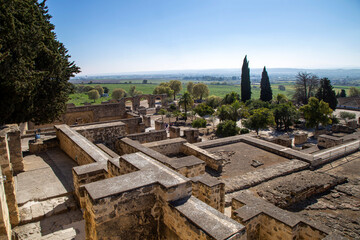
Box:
0;101;359;239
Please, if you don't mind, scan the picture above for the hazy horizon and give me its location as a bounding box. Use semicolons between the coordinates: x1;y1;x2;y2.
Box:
74;67;360;78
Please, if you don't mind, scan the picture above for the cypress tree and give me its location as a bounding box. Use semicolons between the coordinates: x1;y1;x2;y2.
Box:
241;55;251;102
315;78;338;110
260;66;272;102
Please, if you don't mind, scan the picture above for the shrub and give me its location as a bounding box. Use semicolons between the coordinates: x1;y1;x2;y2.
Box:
194;103;215;117
216;120;240;137
339;111;356;121
112;88;126;100
240;128;250;134
192;118;207;128
88;89;100;102
278;85;286;91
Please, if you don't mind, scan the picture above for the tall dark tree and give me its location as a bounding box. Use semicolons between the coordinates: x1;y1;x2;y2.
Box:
340;89;346;98
0;0;80;125
260;66;272;102
315;78;338;110
241;55;251;102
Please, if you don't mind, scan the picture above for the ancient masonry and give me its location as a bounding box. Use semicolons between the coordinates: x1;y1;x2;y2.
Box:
0;100;359;239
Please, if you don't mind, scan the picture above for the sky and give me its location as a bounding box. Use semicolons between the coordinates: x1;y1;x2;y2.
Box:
46;0;360;76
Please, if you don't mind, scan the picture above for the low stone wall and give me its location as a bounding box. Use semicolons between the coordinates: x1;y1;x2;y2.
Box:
231;191;332;240
181;143;223;172
270;135;292;147
0;166;11;240
28;137;59;153
331;124;356;134
55;124;109;166
142;138;186;156
318;134;343;148
115;138;205;178
191;175;225;213
126;130;167;144
73;121;126;149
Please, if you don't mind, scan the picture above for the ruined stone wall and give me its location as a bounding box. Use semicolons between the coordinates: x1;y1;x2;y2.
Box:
28;137;59;154
73;122;126;149
0;127;19;227
6;126;24;174
181;143;223;172
231;193;328;240
0;166;11;240
155;120;165;130
115;138;206;178
191;180;225;213
57;128;96;165
126;130;167;144
55;125;109;166
72;163;107;208
183;128;200;143
119;117;145;134
175;163;205;178
142;138;186;156
318;135;344;148
83;185;159;240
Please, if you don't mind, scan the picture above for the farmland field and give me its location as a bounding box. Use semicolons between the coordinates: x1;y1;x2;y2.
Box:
67;82;358;106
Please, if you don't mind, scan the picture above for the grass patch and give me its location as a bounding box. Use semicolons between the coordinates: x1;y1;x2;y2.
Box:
67;82;359;106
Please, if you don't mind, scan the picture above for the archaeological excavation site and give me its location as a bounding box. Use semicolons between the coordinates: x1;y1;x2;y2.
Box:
0;96;359;240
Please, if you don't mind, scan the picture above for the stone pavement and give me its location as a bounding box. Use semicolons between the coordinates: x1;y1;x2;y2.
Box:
15;148;76;205
13;147;84;239
12;209;84;240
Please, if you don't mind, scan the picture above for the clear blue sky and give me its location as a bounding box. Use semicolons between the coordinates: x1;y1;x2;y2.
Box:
47;0;360;75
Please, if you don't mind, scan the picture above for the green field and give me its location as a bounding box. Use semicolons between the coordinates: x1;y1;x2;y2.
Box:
68;83;357;106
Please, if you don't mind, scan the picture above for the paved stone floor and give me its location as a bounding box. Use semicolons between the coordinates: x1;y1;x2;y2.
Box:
13;147;84;239
15;148;76;205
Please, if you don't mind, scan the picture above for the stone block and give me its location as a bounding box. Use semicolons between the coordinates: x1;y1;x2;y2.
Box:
169;126;180;139
143;115;151;128
294;133;308;145
183;128;200;143
347;119;357;129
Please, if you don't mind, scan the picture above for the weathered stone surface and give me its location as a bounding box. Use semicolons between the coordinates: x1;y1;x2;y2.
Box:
294;133;308;145
224;160;309;195
256;170;347;208
231;191;332;240
126;130;167;143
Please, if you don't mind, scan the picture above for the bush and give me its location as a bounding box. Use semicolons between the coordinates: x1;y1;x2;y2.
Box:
194;103;215;117
240;128;250;134
112;88;126;100
216;120;240;137
88;89;100;102
339;111;356;121
192;118;207;128
278;85;286;91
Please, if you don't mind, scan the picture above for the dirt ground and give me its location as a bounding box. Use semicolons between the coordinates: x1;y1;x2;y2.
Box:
206;142;289;178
